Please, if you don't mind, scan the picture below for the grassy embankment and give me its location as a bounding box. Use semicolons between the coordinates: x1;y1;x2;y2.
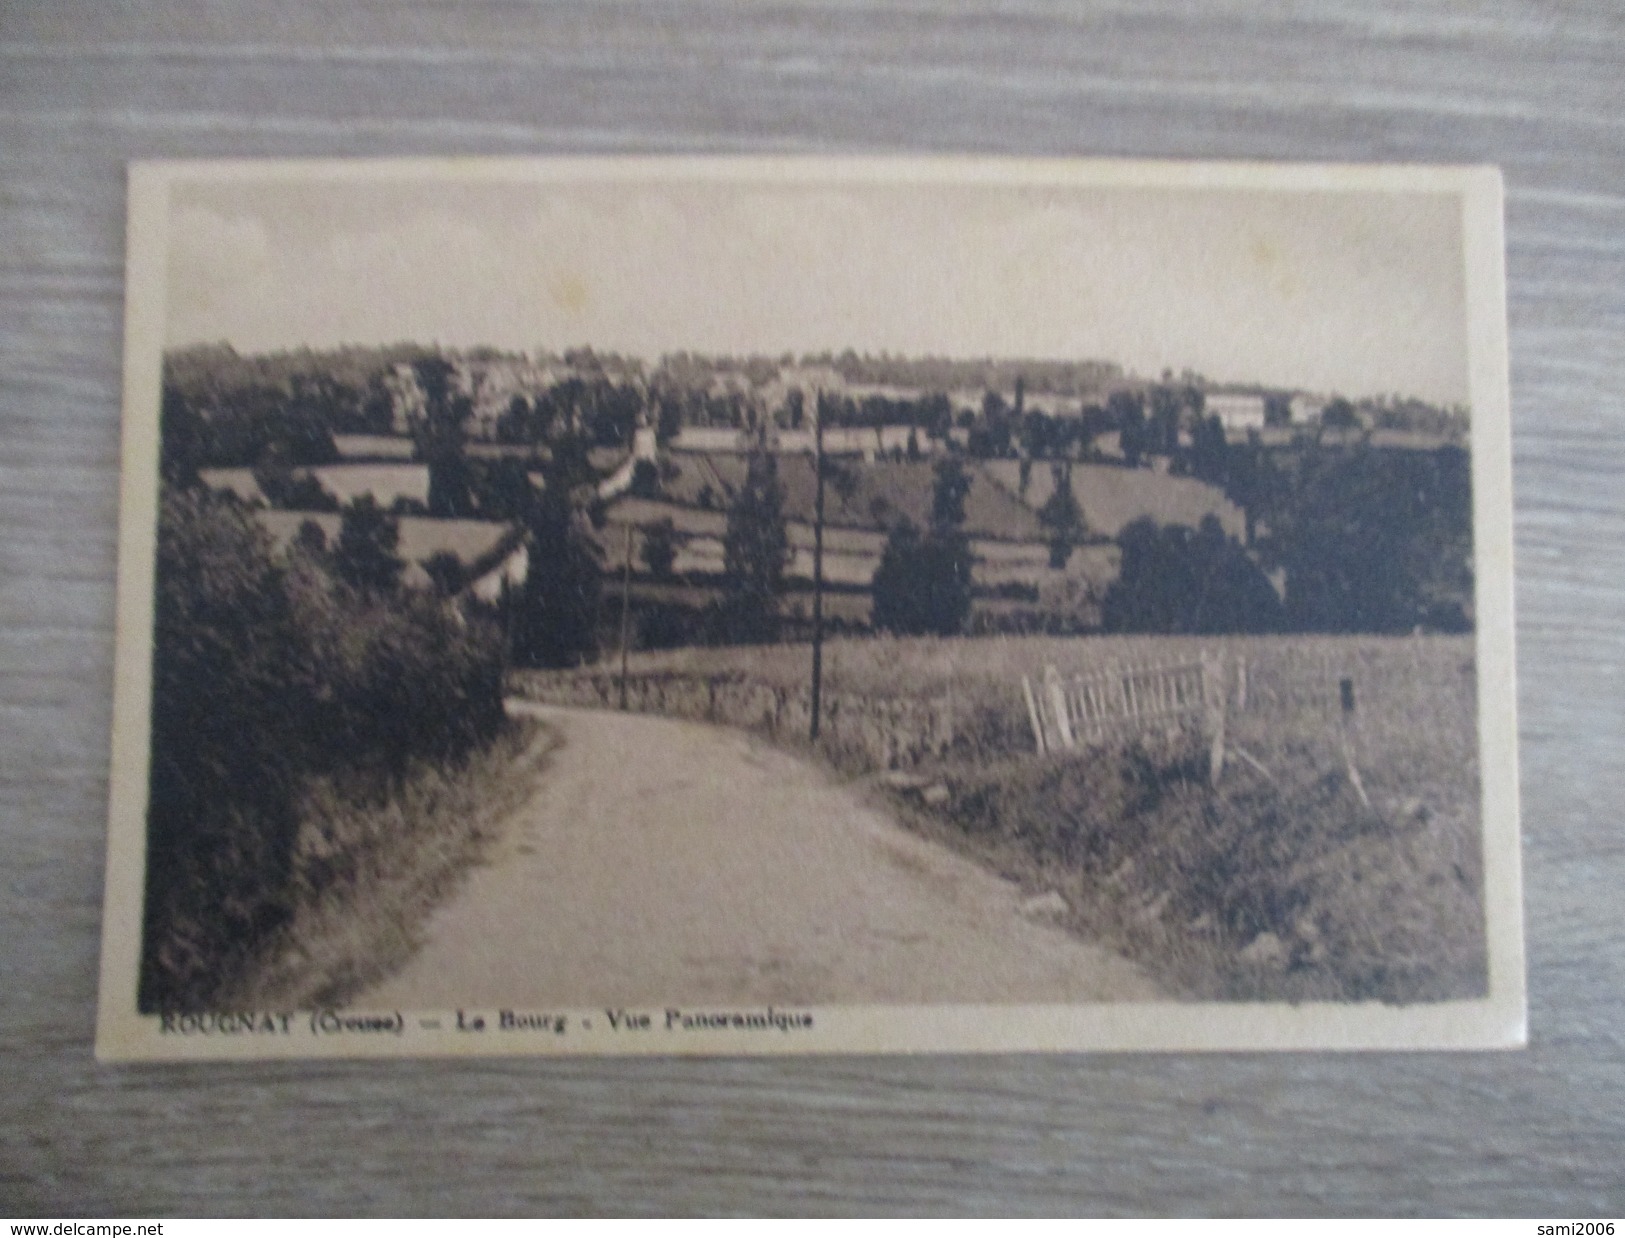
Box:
219;718;557;1010
551;633;1486;1004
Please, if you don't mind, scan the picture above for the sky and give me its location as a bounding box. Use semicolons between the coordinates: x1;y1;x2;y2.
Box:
164;170;1470;404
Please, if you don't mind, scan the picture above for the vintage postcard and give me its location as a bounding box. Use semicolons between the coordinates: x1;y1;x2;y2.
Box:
97;156;1524;1059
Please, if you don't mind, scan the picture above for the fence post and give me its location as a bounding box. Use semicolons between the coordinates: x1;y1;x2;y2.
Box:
1235;658;1248;713
1021;674;1048;755
1339;676;1372;809
1045;664;1075;749
1203;652;1227;786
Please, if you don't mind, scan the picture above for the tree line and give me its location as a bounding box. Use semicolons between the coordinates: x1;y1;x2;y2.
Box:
162;345;1475;671
1099;437;1473;636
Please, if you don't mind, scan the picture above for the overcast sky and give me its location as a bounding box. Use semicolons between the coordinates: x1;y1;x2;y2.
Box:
165;171;1469;404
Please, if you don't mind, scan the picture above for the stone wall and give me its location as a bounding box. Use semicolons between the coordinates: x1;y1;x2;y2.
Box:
511;668;982;773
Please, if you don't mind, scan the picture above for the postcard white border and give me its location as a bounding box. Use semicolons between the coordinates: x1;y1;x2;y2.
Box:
97;157;1525;1060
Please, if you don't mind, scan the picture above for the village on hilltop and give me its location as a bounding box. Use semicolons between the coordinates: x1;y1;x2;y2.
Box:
162;343;1474;652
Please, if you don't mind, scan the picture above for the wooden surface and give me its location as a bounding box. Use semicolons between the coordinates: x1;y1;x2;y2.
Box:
3;0;1622;1216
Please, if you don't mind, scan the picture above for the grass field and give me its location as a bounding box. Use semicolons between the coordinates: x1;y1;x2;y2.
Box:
333;434;415;461
608;631;1486;1003
982;458;1245;539
601;494;1111;596
658;453;1046;539
200;463;433;509
255;511;513;574
311;463;430;508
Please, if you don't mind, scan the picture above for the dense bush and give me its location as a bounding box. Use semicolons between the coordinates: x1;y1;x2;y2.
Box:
871;457;976;637
870;520;974;636
160;380;339;479
719;452;789;644
1269;444;1473;633
140;488;505;1011
513;484;603;668
1103;515;1284;635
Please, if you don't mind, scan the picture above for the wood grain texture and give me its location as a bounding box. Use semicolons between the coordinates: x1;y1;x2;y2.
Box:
2;0;1622;1216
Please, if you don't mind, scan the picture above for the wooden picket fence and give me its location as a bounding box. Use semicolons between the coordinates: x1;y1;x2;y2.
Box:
1021;653;1235;784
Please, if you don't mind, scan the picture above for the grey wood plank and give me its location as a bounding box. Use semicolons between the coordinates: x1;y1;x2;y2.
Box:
3;0;1623;1215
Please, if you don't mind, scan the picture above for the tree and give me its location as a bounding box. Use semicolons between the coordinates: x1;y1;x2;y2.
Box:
1036;463;1085;569
870;453;974;636
469;458;536;522
655;393;685;444
974;390;1013;457
422;551;467;597
586;380;641;449
142;484;506;1010
1110;390;1148;467
281;375;345;465
824;453;860;511
930;456;972;528
144;489;314;1009
158;385;206;488
1102;516;1282;635
870;520;974;636
719;451;789;643
1321;397;1360;432
495;394;534;444
1265;443;1472;633
1190;413;1229;486
920;392;953;441
514;482;603;667
360;374;398;435
1020;409;1053;461
641;517;678;579
629;459;660;498
331;495;404;596
1078;404;1111;460
293;518;329;560
411;357;474;518
1149;385;1182;456
253;461;340;512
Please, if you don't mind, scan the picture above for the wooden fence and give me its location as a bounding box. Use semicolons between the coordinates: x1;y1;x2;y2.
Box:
1021;653;1232;783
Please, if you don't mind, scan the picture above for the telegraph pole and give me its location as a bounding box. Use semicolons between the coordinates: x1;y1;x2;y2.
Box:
618;520;633;711
809;391;826;741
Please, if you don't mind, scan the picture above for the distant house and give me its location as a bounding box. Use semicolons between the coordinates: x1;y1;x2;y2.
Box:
1008;390;1074;417
1206;392;1268;432
771;365;845;397
1290;393;1323;424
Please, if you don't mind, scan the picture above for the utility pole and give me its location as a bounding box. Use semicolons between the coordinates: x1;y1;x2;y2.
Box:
809;390;826;741
618;520;633;711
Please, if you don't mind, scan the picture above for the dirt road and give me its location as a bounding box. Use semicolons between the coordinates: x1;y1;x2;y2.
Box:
362;704;1159;1008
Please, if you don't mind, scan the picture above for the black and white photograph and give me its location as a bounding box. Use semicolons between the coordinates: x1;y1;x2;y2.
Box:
96;157;1523;1058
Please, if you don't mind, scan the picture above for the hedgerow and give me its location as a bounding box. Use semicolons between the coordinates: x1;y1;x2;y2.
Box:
140;487;505;1011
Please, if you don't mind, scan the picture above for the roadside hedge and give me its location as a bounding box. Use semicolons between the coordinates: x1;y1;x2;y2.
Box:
140;488;505;1011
